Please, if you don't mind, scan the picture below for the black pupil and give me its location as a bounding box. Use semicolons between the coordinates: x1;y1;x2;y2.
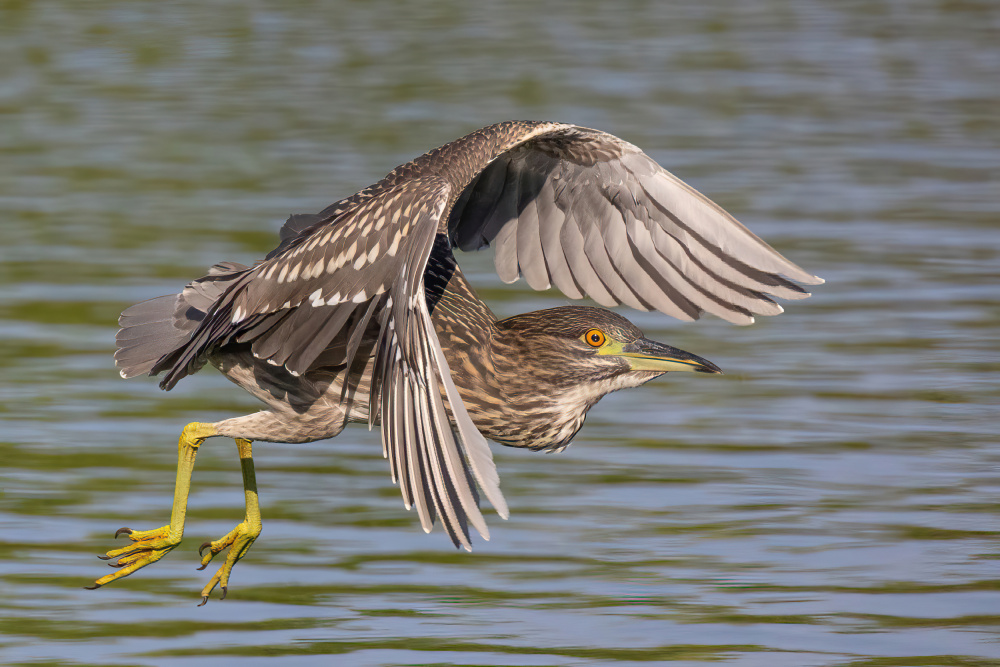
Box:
591;333;600;343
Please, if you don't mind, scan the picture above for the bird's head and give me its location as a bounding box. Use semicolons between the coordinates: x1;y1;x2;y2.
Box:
494;306;722;398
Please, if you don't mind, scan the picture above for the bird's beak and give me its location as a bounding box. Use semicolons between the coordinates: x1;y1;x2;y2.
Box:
615;338;723;374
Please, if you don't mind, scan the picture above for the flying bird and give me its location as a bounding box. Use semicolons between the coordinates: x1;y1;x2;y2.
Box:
88;121;822;604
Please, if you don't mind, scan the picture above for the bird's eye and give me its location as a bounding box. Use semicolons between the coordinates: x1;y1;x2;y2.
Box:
584;328;606;347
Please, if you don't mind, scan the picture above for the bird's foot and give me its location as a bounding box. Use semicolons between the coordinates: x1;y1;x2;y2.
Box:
87;525;181;589
195;519;261;606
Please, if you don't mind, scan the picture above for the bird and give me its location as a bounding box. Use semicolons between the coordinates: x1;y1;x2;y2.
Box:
88;121;822;604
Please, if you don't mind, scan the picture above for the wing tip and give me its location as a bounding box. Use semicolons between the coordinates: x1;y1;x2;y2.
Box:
787;270;824;286
715;311;755;326
493;497;511;520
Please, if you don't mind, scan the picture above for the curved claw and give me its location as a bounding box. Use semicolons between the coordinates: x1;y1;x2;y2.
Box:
83;583;102;590
197;595;209;607
196;521;259;605
89;524;179;590
198;541;212;557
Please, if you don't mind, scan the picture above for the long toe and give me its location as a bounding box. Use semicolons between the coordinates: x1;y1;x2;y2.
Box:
88;524;180;589
196;521;260;605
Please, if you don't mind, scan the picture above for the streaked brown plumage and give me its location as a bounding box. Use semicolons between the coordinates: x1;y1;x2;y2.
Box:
92;121;821;603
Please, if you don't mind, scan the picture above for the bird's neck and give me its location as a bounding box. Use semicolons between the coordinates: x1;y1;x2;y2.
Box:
426;246;596;453
486;327;604;452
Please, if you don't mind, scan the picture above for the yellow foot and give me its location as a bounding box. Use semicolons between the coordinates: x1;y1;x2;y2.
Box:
86;525;181;589
196;520;261;606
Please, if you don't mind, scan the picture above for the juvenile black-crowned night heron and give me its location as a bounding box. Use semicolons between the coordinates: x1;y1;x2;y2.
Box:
88;121;821;604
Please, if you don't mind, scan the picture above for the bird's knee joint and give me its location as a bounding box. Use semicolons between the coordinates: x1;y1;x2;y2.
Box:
180;422;218;449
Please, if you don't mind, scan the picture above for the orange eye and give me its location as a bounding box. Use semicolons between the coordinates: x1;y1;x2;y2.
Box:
584;328;606;347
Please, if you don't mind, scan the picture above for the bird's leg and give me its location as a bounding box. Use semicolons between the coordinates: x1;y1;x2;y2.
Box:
196;437;261;605
88;422;216;589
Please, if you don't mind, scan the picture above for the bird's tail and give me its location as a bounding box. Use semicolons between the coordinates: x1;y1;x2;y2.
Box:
114;261;249;383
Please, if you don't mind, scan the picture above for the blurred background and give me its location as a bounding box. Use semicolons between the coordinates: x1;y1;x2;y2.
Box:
1;1;998;665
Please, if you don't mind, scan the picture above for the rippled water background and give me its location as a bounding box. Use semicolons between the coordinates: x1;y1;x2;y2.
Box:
2;2;998;665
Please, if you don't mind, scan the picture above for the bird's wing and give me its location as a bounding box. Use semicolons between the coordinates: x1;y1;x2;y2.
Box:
449;125;823;325
154;176;506;549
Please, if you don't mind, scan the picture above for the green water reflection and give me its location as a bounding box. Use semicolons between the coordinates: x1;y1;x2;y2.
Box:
2;1;998;665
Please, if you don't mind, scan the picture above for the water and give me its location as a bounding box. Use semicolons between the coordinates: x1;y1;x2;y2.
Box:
1;1;998;665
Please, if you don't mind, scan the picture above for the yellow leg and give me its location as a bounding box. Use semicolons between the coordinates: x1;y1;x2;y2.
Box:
87;422;216;590
196;438;261;606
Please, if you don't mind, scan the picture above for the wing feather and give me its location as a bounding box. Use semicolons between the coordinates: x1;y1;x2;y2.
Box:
338;296;380;399
576;187;649;311
448;124;822;325
559;206;618;308
475;160;518;253
403;369;435;532
492;210;520;284
514;162;551;291
535;179;585;299
624;213;757;323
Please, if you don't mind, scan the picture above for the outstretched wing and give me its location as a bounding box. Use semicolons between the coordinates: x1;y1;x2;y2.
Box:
151;175;506;550
448;125;823;325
